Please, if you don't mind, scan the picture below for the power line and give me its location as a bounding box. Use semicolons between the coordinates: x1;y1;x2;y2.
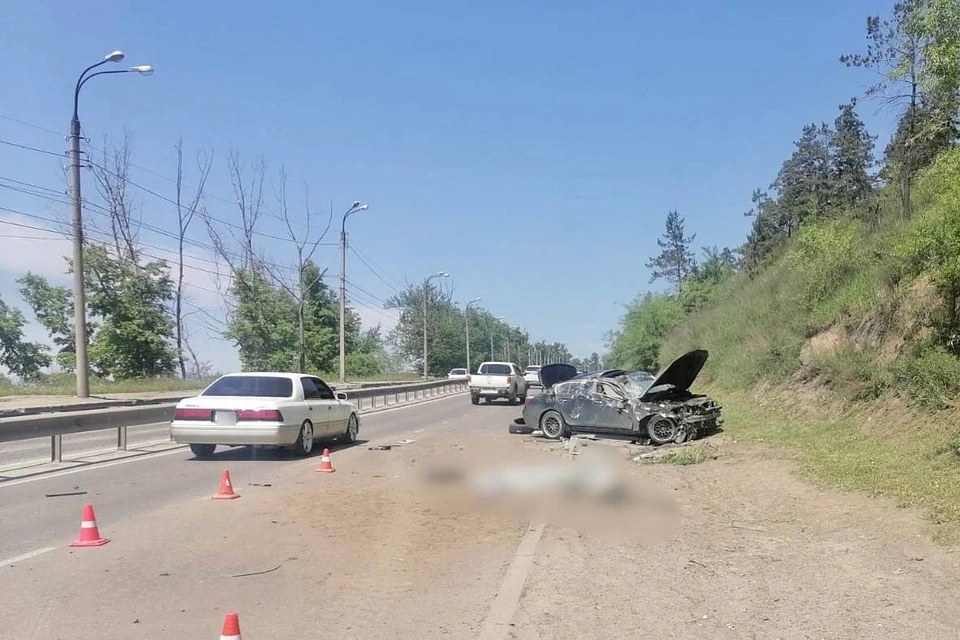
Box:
0;115;62;137
0;135;340;248
0;138;63;158
344;277;391;306
349;245;403;295
0;175;308;277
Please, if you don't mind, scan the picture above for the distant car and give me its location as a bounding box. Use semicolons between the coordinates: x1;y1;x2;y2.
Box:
447;368;469;380
518;350;722;445
170;372;360;459
468;361;528;405
523;365;542;387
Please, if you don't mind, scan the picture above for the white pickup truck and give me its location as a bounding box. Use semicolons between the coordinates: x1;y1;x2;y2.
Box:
469;362;528;405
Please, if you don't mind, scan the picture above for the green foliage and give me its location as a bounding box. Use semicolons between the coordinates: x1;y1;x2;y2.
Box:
82;246;177;379
0;296;50;379
386;283;568;376
678;246;738;313
346;353;382;377
607;293;685;371
893;345;960;409
896;148;960;347
805;347;890;401
790;220;867;312
831;101;876;209
225;268;299;371
17;272;77;369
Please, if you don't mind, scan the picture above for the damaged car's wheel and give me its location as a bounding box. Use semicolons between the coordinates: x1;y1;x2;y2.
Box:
646;415;678;445
540;410;568;440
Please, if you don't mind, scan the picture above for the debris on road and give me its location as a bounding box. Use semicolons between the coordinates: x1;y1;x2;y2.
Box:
247;483;272;487
396;438;416;444
230;564;281;578
45;491;88;498
368;445;393;451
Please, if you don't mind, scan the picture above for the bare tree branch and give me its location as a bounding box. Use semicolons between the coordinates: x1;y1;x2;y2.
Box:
174;137;213;379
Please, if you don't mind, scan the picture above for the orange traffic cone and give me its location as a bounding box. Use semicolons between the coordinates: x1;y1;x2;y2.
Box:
219;611;242;639
315;448;336;473
69;503;110;547
212;469;241;500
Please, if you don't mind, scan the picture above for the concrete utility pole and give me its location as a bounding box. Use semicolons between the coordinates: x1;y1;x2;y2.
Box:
69;51;153;397
338;202;369;383
464;298;482;373
422;271;449;378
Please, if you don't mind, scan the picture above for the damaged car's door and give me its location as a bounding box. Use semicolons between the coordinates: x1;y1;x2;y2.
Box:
590;380;635;432
557;380;594;427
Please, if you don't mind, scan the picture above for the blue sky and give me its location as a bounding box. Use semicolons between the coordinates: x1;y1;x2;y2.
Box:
0;1;897;372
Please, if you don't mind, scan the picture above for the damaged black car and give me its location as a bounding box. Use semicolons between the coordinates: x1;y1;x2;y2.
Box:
515;349;723;445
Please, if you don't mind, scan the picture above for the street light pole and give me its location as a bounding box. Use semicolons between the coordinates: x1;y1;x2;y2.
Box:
464;298;481;373
422;271;449;379
492;316;504;361
69;51;153;398
338;202;369;383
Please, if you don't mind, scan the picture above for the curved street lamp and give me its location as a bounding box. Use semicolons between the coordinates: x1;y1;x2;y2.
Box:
338;201;369;382
464;297;482;374
70;50;153;397
423;271;449;378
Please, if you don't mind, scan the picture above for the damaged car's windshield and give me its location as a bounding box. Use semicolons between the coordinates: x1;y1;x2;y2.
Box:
614;371;655;397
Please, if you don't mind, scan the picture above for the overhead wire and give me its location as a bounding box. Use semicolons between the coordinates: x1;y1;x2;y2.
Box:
1;123;412;333
348;245;404;295
0;134;339;248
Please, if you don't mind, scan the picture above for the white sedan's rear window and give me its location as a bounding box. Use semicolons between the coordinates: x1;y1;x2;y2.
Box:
202;376;293;398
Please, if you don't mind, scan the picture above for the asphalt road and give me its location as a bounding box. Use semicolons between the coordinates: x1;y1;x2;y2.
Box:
0;422;173;468
0;391;484;564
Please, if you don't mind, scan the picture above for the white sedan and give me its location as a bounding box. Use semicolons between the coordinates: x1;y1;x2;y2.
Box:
170;372;359;458
447;368;469;380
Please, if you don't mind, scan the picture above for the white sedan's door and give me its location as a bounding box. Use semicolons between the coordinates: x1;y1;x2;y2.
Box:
299;377;330;435
311;378;347;436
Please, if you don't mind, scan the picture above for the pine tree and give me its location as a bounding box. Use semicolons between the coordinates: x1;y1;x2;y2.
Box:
831;101;876;210
646;210;697;293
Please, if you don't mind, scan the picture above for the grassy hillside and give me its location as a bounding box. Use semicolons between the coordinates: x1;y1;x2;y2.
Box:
651;149;960;541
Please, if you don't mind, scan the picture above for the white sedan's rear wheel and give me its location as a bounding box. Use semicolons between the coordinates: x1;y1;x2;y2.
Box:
189;443;216;458
292;420;315;456
341;414;359;444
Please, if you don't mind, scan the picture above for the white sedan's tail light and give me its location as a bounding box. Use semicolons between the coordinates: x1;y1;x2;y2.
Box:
174;408;213;420
237;409;284;422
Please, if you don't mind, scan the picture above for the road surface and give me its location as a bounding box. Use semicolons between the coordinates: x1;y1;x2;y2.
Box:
3;392;960;639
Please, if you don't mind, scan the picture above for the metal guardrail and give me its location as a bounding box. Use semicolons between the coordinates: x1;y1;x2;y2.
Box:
0;379;467;463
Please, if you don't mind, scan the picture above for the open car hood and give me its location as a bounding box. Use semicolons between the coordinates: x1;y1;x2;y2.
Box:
642;349;708;397
538;363;578;389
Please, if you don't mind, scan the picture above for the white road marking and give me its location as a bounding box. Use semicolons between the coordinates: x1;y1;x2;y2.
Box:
477;523;546;640
0;546;56;568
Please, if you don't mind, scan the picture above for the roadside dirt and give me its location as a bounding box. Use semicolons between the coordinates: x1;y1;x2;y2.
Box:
510;436;960;639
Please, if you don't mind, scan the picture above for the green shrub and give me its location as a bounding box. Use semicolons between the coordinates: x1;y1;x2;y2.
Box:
893;346;960;410
806;347;889;401
346;353;383;378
